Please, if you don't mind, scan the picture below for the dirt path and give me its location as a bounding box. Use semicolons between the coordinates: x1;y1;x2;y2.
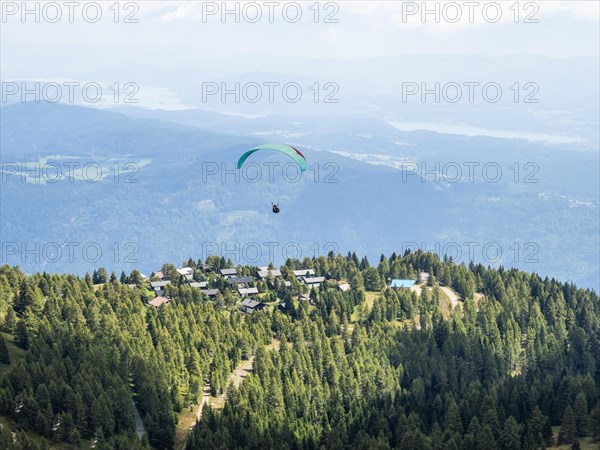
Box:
195;339;281;419
177;340;280;448
194;385;211;424
439;286;460;308
410;284;422;296
132;400;145;438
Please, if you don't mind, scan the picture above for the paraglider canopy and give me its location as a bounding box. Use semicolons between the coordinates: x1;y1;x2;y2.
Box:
237;143;307;171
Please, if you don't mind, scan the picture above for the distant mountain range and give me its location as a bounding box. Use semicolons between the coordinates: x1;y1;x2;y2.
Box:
1;102;598;289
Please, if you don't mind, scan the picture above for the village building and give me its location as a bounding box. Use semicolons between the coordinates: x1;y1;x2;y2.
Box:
292;269;315;280
148;296;170;308
390;279;415;288
200;288;219;297
219;268;238;278
338;282;351;292
303;276;325;289
298;293;311;303
150;280;171;296
177;267;194;281
240;298;267;314
227;276;253;287
238;287;259;296
257;269;282;279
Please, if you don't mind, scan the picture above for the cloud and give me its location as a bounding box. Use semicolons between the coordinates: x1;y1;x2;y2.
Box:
194;199;218;212
158;5;196;22
541;1;600;20
344;1;600;32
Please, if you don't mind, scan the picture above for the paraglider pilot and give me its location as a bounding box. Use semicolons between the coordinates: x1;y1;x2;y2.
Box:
272;202;280;214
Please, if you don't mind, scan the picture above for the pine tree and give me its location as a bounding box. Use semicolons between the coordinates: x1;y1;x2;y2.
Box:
559;405;577;444
500;416;520;450
0;335;10;364
477;425;497;450
573;392;588;436
2;307;17;333
444;400;462;434
14;320;29;349
589;402;600;439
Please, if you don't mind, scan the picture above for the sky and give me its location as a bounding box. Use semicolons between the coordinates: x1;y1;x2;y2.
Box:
1;1;599;78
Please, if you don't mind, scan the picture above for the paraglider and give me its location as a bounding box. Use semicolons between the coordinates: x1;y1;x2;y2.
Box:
237;144;307;213
237;143;307;171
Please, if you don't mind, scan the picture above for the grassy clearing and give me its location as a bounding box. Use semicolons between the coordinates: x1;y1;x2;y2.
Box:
437;288;454;319
175;339;282;448
546;427;598;450
175;405;198;449
0;332;26;377
350;291;380;323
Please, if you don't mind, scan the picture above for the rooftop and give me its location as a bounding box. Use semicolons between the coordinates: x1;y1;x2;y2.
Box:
220;268;238;276
304;276;325;284
200;289;219;296
228;276;253;285
239;287;259;295
390;279;415;288
257;269;282;278
148;296;170;308
240;298;264;309
338;283;351;292
177;267;194;276
293;269;315;277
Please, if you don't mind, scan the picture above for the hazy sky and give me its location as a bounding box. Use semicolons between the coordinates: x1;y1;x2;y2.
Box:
1;1;599;78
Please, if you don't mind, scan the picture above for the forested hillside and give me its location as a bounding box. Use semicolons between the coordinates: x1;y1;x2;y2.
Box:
0;251;598;449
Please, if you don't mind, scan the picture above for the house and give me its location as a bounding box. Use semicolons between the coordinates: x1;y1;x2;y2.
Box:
240;298;266;314
292;269;315;280
189;281;208;289
338;282;351;292
150;280;171;296
227;276;253;287
257;269;282;279
148;296;170;308
298;293;311;302
220;268;238;278
200;288;219;297
153;271;165;280
127;284;137;289
390;279;415;288
303;276;325;288
177;267;194;281
238;287;259;296
419;272;430;284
